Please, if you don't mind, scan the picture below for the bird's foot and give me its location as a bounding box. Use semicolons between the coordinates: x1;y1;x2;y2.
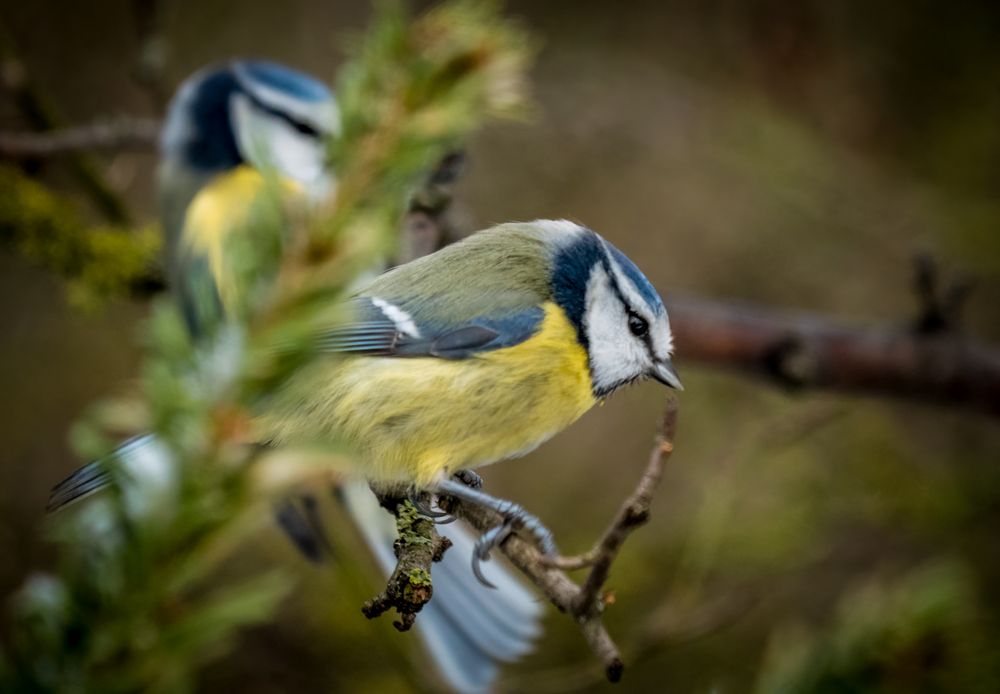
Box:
409;493;457;524
433;477;557;588
453;469;483;489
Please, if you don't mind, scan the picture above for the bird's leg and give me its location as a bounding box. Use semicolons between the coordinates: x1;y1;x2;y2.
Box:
408;493;448;518
432;477;558;588
418;470;482;528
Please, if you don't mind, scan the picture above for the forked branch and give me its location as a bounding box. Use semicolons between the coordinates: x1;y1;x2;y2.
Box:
436;399;679;682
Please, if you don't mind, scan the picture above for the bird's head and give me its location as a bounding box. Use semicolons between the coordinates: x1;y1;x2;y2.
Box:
160;60;337;191
543;221;682;398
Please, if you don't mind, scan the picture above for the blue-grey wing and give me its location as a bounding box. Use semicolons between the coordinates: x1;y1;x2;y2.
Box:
318;297;544;359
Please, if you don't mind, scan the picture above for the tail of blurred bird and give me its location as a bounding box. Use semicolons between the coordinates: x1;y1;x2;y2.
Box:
48;438;542;693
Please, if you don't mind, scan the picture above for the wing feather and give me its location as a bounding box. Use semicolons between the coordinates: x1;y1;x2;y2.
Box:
316;298;544;360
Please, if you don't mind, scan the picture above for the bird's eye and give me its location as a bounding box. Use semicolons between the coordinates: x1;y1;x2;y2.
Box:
627;312;648;338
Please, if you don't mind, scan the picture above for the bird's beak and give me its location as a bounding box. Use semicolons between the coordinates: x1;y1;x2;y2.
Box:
651;359;684;391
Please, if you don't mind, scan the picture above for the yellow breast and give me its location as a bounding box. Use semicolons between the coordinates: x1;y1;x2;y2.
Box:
260;303;596;487
182;165;300;309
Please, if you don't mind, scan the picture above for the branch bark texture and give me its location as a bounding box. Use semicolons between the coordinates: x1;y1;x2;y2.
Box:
667;296;1000;417
362;496;451;632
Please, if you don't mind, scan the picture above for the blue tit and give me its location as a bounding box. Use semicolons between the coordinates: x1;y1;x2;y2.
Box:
156;60;338;329
48;60;547;694
258;218;681;586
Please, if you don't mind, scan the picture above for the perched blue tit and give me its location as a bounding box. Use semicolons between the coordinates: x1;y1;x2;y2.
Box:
47;60;682;693
261;219;683;487
260;218;681;582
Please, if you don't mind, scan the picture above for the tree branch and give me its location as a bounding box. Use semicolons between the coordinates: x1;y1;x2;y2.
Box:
666;295;1000;417
0;28;136;225
0;117;162;158
362;495;452;632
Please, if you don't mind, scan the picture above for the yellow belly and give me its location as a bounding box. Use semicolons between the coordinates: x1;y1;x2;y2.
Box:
259;303;596;487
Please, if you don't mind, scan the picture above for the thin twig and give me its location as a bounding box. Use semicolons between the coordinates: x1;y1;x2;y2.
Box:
440;399;679;683
574;408;676;619
538;407;677;582
129;0;170;111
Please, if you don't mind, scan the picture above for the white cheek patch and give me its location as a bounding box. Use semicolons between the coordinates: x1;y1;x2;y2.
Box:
230;93;331;192
371;297;422;338
584;267;650;394
233;63;340;136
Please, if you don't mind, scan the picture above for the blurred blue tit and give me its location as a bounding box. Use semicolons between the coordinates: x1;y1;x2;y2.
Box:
47;60;682;693
156;60;338;329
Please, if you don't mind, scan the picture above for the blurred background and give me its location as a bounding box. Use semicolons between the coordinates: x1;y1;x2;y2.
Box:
2;0;1000;691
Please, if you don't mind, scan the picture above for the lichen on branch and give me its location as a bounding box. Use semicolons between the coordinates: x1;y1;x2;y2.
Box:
0;165;162;307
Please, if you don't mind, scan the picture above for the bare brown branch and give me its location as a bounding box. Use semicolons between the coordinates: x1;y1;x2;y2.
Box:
667;295;1000;417
0;117;161;158
397;150;465;264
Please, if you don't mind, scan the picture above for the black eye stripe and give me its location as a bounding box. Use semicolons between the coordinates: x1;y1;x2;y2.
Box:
601;253;655;347
245;90;323;138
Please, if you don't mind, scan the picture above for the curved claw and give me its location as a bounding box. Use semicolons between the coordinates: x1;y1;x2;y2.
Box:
471;552;496;589
409;495;450;519
471;523;514;589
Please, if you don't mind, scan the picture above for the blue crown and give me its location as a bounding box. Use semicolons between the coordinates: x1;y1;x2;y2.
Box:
236;60;331;102
163;60;332;173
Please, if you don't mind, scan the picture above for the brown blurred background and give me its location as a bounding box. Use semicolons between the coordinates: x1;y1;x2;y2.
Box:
2;0;1000;691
